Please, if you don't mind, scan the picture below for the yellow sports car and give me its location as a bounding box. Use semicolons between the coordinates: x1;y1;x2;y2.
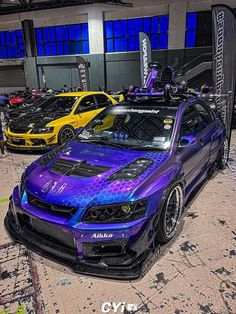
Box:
5;92;117;151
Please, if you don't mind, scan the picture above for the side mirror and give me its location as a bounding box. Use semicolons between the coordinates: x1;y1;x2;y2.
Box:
179;135;197;147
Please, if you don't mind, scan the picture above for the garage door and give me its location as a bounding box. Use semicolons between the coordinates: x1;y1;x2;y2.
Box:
0;65;26;87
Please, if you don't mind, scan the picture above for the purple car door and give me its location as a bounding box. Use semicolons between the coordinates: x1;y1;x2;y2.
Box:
178;104;212;185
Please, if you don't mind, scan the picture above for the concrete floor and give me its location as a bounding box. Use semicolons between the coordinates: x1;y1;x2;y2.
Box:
0;133;236;314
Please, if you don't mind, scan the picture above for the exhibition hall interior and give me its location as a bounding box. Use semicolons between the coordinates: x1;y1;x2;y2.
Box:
0;0;236;313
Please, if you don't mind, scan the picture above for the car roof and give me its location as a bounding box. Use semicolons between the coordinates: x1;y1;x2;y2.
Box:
56;91;107;97
122;95;202;110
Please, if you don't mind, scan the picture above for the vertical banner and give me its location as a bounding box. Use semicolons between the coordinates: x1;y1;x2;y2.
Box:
139;32;152;87
76;56;90;91
212;5;236;159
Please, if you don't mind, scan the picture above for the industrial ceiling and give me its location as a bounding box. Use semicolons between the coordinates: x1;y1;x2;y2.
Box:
0;0;132;15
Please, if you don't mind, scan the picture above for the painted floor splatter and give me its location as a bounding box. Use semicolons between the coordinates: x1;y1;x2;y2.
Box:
0;132;236;314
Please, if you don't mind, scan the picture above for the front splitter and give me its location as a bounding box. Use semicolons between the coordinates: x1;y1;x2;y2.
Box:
6;143;57;152
4;212;151;280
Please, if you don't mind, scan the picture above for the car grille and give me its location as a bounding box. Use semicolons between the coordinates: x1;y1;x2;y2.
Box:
50;158;111;177
18;213;76;249
11;138;25;145
27;193;76;218
10;127;29;134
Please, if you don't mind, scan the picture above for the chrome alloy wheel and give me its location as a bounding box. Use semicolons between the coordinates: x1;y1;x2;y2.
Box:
60;128;74;144
164;186;183;238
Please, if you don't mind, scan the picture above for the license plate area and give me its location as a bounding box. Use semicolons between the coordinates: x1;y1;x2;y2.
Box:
11;138;25;145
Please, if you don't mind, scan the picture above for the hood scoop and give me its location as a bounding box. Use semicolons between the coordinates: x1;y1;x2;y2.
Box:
50;157;111;178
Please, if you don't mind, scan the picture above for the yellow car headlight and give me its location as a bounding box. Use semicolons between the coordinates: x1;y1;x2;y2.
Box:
30;127;54;134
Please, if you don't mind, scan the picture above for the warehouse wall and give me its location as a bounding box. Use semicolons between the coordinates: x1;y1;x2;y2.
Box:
0;0;235;92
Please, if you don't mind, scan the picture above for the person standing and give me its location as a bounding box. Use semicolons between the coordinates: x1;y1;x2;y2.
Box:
0;119;7;158
61;84;69;93
0;94;9;107
0;94;9;157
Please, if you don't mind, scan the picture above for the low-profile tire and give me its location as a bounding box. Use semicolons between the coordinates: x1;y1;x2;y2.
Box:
217;140;228;170
156;184;184;243
58;125;75;145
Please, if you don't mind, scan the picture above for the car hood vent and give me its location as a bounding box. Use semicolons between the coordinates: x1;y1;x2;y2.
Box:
50;158;111;177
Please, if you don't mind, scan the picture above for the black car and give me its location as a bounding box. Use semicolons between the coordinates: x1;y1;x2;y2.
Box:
8;94;54;121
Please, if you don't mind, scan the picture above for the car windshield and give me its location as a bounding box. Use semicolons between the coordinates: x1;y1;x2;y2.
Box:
77;106;176;151
35;96;78;113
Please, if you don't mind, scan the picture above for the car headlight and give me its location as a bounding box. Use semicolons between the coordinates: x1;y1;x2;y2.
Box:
83;199;147;223
30;127;54;134
109;158;153;181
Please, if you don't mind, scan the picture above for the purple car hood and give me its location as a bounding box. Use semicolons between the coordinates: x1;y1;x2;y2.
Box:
26;141;169;208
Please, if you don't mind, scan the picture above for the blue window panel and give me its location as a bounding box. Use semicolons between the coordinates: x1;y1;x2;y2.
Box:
55;26;62;40
0;46;7;58
56;26;68;41
5;32;10;44
134;18;143;33
81;24;88;40
69;25;81;40
37;43;45;56
0;29;25;58
0;47;3;58
127;35;139;51
114;37;127;52
43;28;49;42
57;41;63;55
62;26;69;40
0;32;6;45
186;13;197;30
185;30;196;47
114;20;126;37
152;16;159;32
151;34;158;49
43;27;56;42
18;44;25;53
45;42;57;56
160;15;169;32
83;40;89;53
143;17;151;34
105;21;113;38
6;31;16;44
70;41;81;54
69;25;76;40
17;35;24;44
7;46;17;58
16;30;22;37
106;38;114;52
104;15;169;52
127;19;136;35
159;33;168;49
18;49;25;58
35;29;43;42
63;41;69;55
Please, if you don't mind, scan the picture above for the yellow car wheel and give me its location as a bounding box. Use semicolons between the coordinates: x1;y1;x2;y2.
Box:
58;125;75;145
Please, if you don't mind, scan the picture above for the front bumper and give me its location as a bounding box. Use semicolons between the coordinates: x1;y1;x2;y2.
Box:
5;130;58;151
6;142;57;152
4;199;155;280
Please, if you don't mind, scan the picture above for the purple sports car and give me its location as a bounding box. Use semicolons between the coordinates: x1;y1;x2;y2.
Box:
5;97;226;279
